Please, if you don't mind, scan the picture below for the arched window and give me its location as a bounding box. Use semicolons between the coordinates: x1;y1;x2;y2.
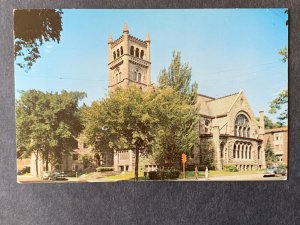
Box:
130;46;134;55
233;144;236;158
258;146;261;160
117;49;120;58
140;50;144;59
249;146;251;159
234;114;250;137
135;48;140;58
237;145;240;158
113;51;116;60
220;143;225;159
115;68;122;84
245;146;247;159
120;46;123;55
205;120;210;133
241;145;244;159
133;68;142;82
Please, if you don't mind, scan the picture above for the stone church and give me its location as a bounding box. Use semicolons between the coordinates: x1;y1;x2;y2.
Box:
106;23;266;172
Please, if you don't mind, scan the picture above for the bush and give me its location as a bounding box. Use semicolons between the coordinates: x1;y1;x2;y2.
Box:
224;164;238;172
96;167;114;172
148;168;180;180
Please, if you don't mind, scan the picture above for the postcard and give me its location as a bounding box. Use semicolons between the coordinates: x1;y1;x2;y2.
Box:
15;9;288;183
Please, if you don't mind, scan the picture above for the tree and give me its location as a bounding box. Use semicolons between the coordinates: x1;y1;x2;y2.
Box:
150;87;199;168
158;51;198;105
269;89;288;124
265;139;277;167
82;86;157;181
263;116;282;129
269;9;288;124
14;9;63;71
16;90;86;176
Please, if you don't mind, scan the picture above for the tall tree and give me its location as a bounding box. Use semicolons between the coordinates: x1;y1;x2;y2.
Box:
150;87;199;168
269;89;288;124
14;9;63;71
16;90;86;175
82;86;157;181
264;139;277;167
158;51;198;105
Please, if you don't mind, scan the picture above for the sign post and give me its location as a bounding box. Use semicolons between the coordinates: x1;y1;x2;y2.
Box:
181;153;187;179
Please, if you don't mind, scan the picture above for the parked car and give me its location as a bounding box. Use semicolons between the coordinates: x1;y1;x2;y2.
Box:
50;171;67;181
17;166;30;175
263;166;287;177
42;171;52;180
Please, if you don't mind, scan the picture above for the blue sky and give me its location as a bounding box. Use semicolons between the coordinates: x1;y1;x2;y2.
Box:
15;9;288;122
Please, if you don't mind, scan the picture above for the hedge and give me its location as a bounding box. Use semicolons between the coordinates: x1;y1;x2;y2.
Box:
148;168;180;180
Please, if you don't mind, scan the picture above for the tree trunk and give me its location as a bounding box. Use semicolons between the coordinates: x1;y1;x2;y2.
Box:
45;151;49;171
134;147;139;181
35;151;39;177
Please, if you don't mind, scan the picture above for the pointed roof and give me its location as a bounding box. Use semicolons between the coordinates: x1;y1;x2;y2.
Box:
145;33;150;42
108;34;113;44
197;91;241;117
123;22;129;33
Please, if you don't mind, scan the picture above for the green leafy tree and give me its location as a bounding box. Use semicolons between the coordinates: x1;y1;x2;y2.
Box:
265;139;277;167
14;9;63;71
150;87;199;168
82;86;157;181
262;116;282;129
16;90;86;176
158;51;198;105
269;89;288;124
79;155;93;169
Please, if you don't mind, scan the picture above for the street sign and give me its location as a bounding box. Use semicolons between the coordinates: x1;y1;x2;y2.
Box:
181;153;187;163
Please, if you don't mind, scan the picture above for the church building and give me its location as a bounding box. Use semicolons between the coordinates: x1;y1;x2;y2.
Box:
106;23;266;172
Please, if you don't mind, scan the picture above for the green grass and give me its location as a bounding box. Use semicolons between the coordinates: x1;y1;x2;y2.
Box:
100;171;146;181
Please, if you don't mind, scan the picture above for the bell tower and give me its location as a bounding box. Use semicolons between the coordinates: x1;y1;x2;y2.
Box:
108;22;151;92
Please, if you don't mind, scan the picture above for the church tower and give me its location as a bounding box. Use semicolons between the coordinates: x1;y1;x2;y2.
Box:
108;23;151;92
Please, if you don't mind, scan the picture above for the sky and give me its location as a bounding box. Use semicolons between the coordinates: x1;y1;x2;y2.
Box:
15;9;288;122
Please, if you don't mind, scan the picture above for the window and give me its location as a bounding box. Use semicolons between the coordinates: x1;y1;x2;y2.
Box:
140;50;144;59
117;49;120;57
120;46;123;55
113;51;116;60
135;48;139;58
133;68;142;82
72;154;78;161
220;143;225;158
130;46;134;55
258;146;261;160
205;120;210;133
115;68;122;83
233;144;236;158
249;146;251;159
234;114;250;137
72;164;79;171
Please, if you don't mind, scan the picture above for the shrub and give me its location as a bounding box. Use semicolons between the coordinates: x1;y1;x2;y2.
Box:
148;168;180;180
96;167;114;172
224;164;238;172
